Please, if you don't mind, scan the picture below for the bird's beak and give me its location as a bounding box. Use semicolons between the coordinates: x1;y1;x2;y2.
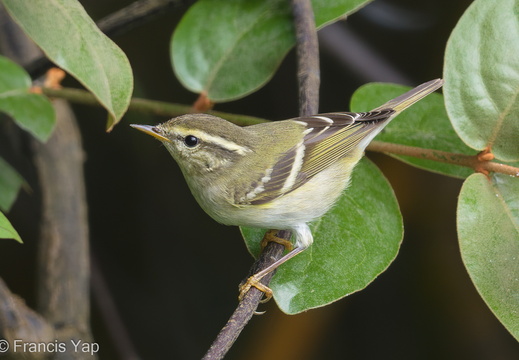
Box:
130;124;171;142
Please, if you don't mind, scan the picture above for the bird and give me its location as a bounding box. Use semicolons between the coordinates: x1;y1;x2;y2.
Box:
131;78;444;299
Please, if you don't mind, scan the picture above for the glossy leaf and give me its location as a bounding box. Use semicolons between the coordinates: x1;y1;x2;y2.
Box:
241;158;403;314
351;82;475;178
0;157;25;212
172;0;370;102
2;0;133;130
458;173;519;340
0;55;55;141
444;0;519;161
0;211;22;243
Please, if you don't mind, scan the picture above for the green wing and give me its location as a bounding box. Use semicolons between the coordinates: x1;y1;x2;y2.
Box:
247;111;394;205
241;78;444;205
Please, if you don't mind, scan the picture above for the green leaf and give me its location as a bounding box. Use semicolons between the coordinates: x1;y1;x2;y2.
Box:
0;211;22;243
458;173;519;340
2;0;133;130
351;82;475;178
444;0;519;162
241;158;403;314
312;0;371;27
0;157;25;212
171;0;370;102
0;55;30;91
0;55;55;141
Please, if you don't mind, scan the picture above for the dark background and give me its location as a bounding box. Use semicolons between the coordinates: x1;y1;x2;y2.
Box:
1;0;518;359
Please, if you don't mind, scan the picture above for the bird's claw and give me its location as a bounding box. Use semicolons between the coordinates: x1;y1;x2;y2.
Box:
261;230;293;251
238;274;273;303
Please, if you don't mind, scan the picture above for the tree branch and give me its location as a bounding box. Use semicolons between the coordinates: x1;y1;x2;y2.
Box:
39;86;519;178
32;99;95;359
0;277;55;359
201;231;289;360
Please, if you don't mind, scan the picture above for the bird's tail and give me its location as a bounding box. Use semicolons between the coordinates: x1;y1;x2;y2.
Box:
373;78;444;113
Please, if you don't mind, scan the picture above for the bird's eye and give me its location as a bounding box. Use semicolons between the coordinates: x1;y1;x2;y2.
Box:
184;135;199;148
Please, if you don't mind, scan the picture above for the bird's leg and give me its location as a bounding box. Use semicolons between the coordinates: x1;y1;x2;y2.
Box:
239;236;306;302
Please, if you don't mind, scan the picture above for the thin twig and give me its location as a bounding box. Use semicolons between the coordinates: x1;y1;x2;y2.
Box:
202;1;321;359
367;141;519;177
292;0;320;116
96;0;185;38
91;256;142;360
201;231;289;360
40;87;267;126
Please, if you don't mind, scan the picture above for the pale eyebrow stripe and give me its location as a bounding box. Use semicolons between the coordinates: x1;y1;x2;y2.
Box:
175;127;252;155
